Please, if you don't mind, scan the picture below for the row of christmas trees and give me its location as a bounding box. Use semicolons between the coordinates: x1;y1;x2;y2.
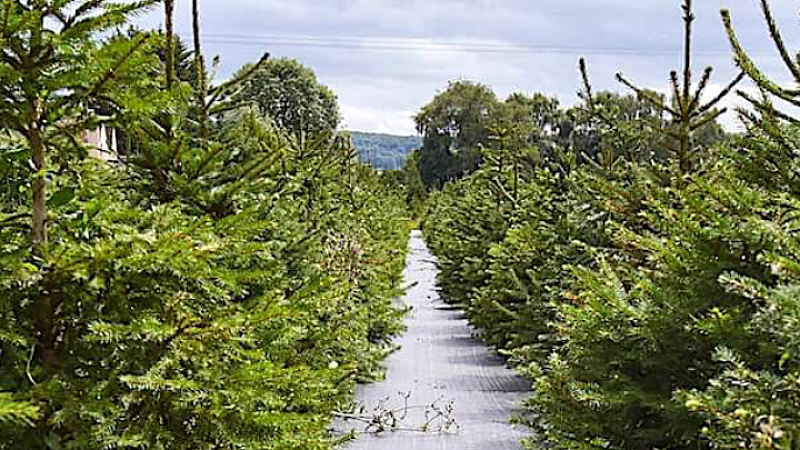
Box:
423;1;800;448
0;1;409;448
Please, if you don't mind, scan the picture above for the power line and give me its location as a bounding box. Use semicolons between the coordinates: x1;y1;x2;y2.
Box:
175;32;775;57
202;33;678;51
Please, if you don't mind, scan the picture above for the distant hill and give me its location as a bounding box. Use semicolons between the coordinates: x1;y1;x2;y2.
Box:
348;131;421;171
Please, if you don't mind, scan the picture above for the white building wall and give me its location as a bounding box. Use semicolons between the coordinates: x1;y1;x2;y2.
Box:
83;124;118;161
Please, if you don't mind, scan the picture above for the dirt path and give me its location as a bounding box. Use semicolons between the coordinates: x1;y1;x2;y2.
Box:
338;231;530;449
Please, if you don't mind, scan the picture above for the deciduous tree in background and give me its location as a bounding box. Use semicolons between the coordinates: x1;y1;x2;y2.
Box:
414;80;499;189
236;58;340;136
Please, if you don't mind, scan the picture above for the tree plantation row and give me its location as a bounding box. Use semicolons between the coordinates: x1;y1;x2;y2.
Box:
5;0;800;449
0;1;410;449
419;0;800;449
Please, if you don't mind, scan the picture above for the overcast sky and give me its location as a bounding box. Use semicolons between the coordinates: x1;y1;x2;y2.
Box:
137;1;800;135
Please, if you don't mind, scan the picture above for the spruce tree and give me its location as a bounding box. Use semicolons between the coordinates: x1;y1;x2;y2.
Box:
608;0;742;184
677;2;800;448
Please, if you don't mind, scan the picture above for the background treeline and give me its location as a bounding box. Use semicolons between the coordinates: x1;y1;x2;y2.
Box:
0;1;409;449
421;0;800;449
411;80;726;192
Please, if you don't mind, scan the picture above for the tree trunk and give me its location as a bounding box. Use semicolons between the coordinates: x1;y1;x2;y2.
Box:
29;11;47;247
30;115;47;246
164;0;175;90
163;0;175;150
192;0;209;142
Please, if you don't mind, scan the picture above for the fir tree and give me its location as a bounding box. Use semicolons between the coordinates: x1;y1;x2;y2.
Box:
0;0;157;246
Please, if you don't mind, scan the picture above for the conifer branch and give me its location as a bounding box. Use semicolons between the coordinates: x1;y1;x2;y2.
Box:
670;70;684;116
72;0;106;21
616;72;679;117
86;33;151;99
42;33;151;128
690;108;726;131
579;58;653;167
191;0;209;141
739;89;800;127
723;7;800;124
693;71;745;118
756;0;800;82
722;10;800;104
208;52;270;103
578;58;595;108
689;66;714;112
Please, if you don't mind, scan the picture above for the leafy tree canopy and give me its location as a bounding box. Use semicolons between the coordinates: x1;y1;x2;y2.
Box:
236;58;341;136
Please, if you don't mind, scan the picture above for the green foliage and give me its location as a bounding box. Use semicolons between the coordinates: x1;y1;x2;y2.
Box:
0;133;27;208
0;3;410;450
671;125;800;449
422;112;747;450
424;172;513;304
414;80;499;189
0;0;157;146
679;5;800;436
0;394;39;426
1;123;409;450
531;163;777;449
414;74;729;193
236;58;341;136
420;2;795;450
0;0;162;248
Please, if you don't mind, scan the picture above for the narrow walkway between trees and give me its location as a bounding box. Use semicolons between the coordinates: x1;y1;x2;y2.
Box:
339;231;530;450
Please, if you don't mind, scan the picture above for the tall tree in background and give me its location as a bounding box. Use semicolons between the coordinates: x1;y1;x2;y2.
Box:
499;92;565;164
236;58;340;136
414;80;499;189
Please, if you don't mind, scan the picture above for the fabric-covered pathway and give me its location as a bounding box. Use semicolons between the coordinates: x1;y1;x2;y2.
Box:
337;231;530;449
